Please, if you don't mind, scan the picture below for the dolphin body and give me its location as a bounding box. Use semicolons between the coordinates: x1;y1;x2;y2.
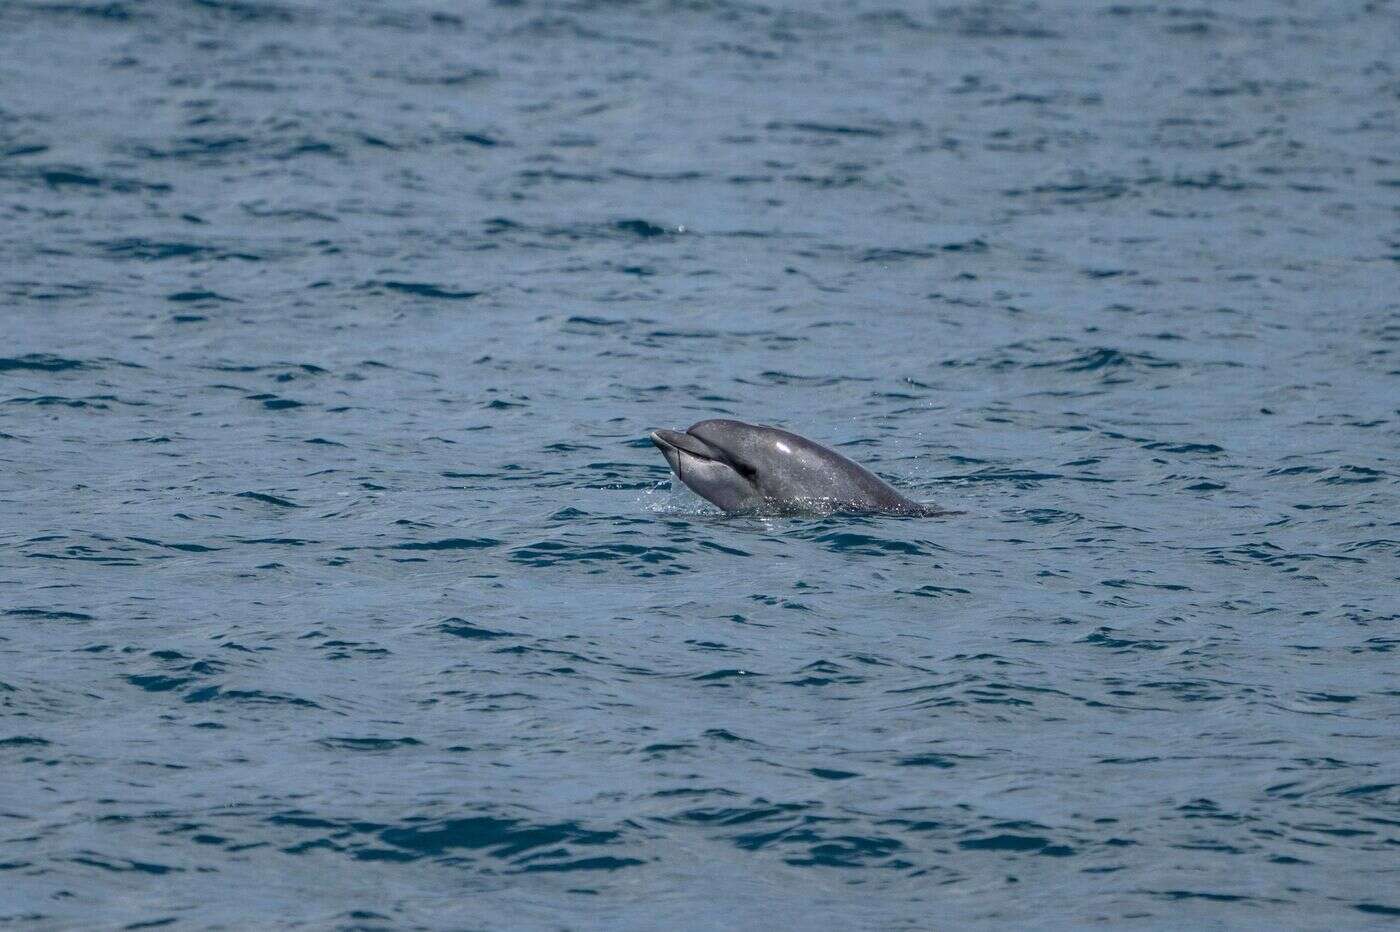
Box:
649;418;950;516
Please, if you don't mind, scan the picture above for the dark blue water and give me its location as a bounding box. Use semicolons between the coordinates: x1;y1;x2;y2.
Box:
3;0;1398;927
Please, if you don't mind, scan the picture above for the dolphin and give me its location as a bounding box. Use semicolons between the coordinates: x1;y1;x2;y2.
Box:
649;418;951;516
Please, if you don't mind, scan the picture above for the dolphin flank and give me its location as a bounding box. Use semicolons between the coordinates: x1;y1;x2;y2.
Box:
648;418;953;516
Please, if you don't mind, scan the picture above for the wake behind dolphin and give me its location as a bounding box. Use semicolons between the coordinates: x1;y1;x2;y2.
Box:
649;418;953;516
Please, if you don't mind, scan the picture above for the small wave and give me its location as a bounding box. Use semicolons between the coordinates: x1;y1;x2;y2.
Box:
5;608;94;621
0;354;90;373
235;491;304;508
183;687;321;709
438;618;515;640
264;811;642;872
362;280;481;300
316;737;422;751
391;538;500;551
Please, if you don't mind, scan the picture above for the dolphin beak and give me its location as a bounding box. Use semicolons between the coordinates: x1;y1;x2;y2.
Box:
650;428;726;481
649;429;684;451
650;429;685;474
650;429;719;458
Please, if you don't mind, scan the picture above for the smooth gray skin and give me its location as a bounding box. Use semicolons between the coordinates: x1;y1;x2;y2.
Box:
649;418;949;516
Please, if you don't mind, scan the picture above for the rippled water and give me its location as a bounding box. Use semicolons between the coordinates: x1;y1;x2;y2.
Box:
3;0;1399;927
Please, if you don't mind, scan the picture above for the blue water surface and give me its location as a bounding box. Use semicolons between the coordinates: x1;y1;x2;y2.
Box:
2;0;1398;927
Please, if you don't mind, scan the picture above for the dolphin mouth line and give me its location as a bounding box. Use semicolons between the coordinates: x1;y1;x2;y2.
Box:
649;429;717;460
650;428;722;486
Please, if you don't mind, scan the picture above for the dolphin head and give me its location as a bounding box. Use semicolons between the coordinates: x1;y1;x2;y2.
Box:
649;419;767;512
648;418;949;516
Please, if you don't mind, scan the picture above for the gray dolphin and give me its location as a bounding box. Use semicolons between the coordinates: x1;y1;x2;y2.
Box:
649;418;951;516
